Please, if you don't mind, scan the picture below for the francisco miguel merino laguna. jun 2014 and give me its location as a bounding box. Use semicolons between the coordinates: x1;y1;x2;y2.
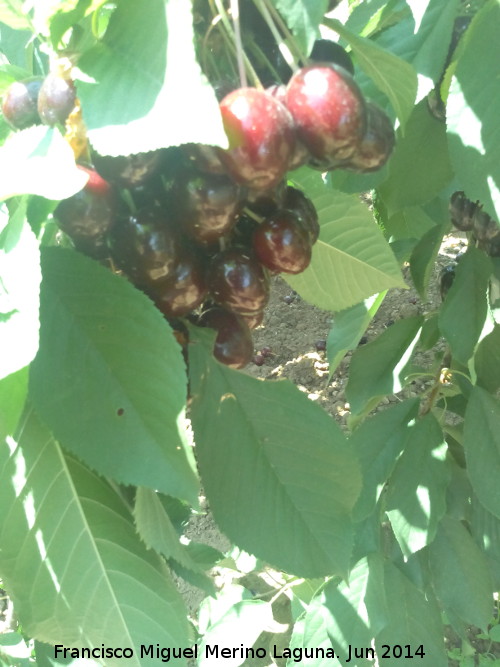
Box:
54;642;427;662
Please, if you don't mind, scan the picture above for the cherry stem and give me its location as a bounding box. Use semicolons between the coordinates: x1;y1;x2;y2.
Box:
229;0;247;87
212;0;262;88
254;0;308;70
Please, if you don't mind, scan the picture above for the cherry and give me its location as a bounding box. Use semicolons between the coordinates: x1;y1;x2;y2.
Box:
55;174;116;259
209;247;270;315
147;251;207;318
315;339;327;352
2;78;42;129
181;144;227;175
253;353;265;366
310;40;354;76
173;171;242;244
253;209;312;274
440;265;455;301
346;102;395;173
92;151;162;188
218;88;296;191
199;307;254;369
449;191;475;231
285;64;367;165
37;74;76;126
283;186;319;243
108;206;180;287
77;165;113;197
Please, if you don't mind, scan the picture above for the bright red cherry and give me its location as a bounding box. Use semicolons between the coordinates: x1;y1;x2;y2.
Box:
253;210;312;274
217;88;295;191
285;64;367;165
209;247;270;315
199;307;254;369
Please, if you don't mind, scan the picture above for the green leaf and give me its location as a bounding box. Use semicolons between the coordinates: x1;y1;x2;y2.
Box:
327;292;386;377
77;0;227;156
350;399;420;522
471;494;500;589
375;561;447;666
385;414;450;557
378;100;454;214
438;247;492;365
345;316;423;415
419;313;440;351
299;554;388;666
0;126;88;201
199;600;274;667
327;18;417;126
271;0;327;55
475;324;500;393
410;223;446;299
0;410;191;658
464;387;500;521
48;0;92;48
0;0;31;29
0;200;41;380
188;326;361;578
0;366;28;442
360;0;459;104
428;516;493;631
134;487;202;572
30;247;198;504
286;169;405;311
446;1;500;222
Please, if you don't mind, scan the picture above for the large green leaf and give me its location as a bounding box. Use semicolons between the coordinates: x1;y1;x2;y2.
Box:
188;326;361;578
271;0;327;55
345;316;423;415
385;414;450;557
326;292;386;378
409;222;447;299
471;494;500;589
29;247;198;504
378;100;454;214
0;366;28;444
294;554;388;666
428;516;493;631
0;200;41;380
475;324;500;393
464;387;500;521
0;127;88;201
438;247;492;365
446;0;500;222
350;399;419;522
0;0;31;29
77;0;227;156
326;18;417;126
287;169;405;311
0;410;191;663
375;562;447;665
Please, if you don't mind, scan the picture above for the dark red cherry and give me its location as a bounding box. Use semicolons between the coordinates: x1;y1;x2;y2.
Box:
218;88;296;191
253;210;312;274
37;74;76;125
285;64;367;165
310;40;354;76
147;251;207;317
55;179;116;258
181;144;227;175
108;206;180;287
92;151;162;188
199;307;254;369
283;186;319;244
449;191;475;231
2;78;42;129
209;247;270;315
173;171;242;244
346;102;395;173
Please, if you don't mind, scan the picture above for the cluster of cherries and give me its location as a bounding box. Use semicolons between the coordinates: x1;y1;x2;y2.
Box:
2;58;395;368
449;191;500;257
